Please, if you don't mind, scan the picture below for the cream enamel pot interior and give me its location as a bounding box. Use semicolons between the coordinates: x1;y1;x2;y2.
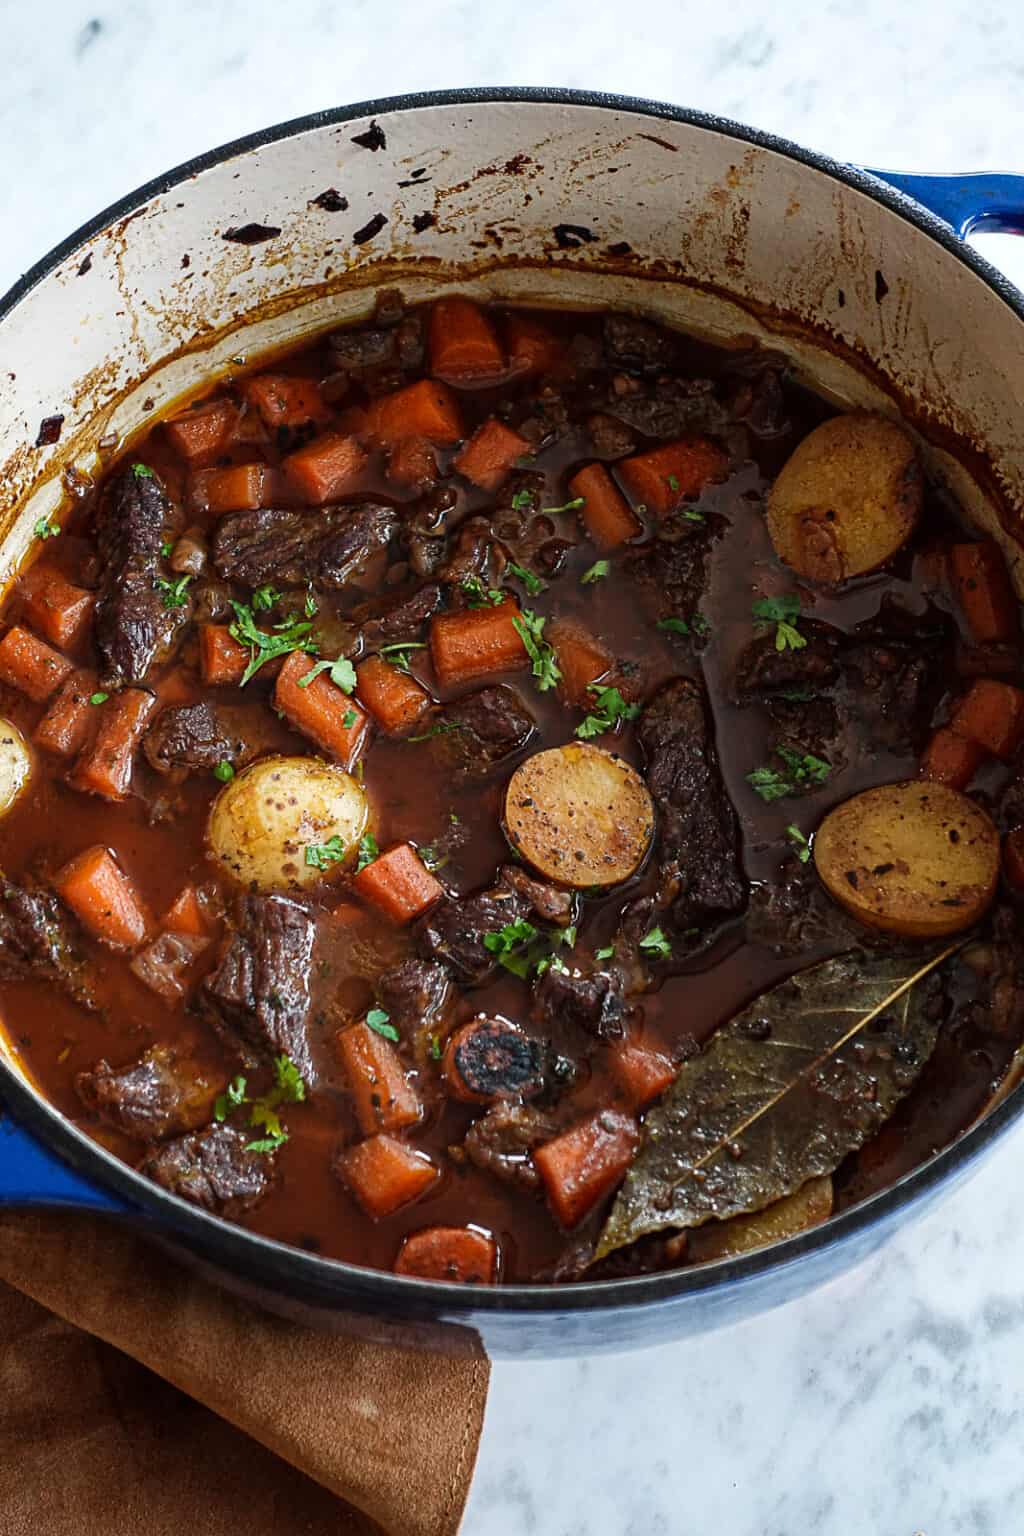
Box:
2;89;1024;1357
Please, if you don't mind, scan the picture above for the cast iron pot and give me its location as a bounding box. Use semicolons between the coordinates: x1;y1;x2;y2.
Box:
2;89;1024;1359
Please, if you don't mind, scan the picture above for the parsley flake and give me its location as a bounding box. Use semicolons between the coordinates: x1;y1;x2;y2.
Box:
462;577;504;609
89;691;108;706
355;832;379;873
752;595;807;654
252;585;281;611
429;1034;442;1061
378;641;427;673
666;474;680;493
639;926;671;960
298;654;356;692
596;944;615;961
33;518;60;540
513;609;561;692
154;574;192;609
746;746;832;802
305;836;347;870
510;489;534;511
213;760;235;782
543;497;585;515
787;824;813;863
160;540;174;558
506;561;546;596
131;463;154;479
229;600;317;686
575;684;640;740
366;1007;399;1042
580;560;610;585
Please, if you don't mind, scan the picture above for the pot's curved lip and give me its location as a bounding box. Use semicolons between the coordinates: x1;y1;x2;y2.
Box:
3;85;1024;1318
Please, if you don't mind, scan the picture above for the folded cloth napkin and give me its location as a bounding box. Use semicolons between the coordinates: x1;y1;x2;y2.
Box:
0;1210;489;1536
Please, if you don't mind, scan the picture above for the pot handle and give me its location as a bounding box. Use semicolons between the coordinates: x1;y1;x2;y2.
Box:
0;1108;131;1212
864;169;1024;239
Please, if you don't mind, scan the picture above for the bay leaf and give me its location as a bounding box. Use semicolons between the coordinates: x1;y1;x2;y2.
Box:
595;945;957;1261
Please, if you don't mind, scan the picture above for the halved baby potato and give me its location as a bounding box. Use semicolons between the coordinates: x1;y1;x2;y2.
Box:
503;743;654;888
207;754;368;893
813;780;998;937
766;412;921;582
0;719;33;817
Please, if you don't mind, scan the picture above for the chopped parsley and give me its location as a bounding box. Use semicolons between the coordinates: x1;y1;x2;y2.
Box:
154;574;192;609
752;594;806;653
89;691;108;706
366;1007;399;1042
214;1053;306;1154
506;560;546;596
483;918;542;977
747;746;832;802
342;709;356;728
787;824;812;863
462;577;504;608
160;540;174;558
378;641;427;673
681;506;705;523
559;924;578;948
305;836;347;870
214;1075;248;1120
596;944;615;961
33;518;60;540
355;832;379;873
429;1034;443;1061
639;926;671;960
580;560;610;585
229;600;317;686
510;489;534;510
252;585;281;611
575;684;640;740
131;463;154;479
298;654;356;692
513;609;561;692
657;614;709;638
407;719;462;743
543;497;585;515
213;760;235;782
778;687;815;703
666;473;680;493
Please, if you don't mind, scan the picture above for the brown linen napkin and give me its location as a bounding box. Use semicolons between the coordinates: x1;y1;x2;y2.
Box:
0;1210;490;1536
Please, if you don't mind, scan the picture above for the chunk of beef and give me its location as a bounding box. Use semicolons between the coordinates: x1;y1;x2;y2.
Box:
603;313;678;373
376;958;452;1042
624;525;719;639
631;678;746;932
203;895;317;1079
840;639;943;753
733;625;841;702
144;700;271;777
130;931;211;1002
422;867;570;986
437;518;494;588
463;1101;565;1192
328;327;397;371
141;1122;272;1216
432;685;536;783
357;583;442;647
586;412;637;460
76;1043;220;1141
723;364;790;437
0;881;94;1008
212;503;398;590
498;865;575;926
745;868;860;956
94;464;189;687
605;376;725;440
533;963;626;1042
767;695;843;768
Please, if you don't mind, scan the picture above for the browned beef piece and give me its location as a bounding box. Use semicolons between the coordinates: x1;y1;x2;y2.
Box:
0;881;94;1007
376;958;452;1037
603;312;678;373
357;583;442;647
463;1102;565;1191
211;502;398;590
624;525;719;640
437;517;494;588
841;639;943;752
605;376;724;440
432;685;536;783
141;1122;272;1216
76;1044;221;1141
94;463;190;687
631;678;746;932
767;695;843;768
203;896;317;1079
586;412;637;460
733;625;841;702
533;964;626;1041
130;931;211;1002
724;365;789;437
144;700;271;777
422;867;570;986
498;865;575;926
328;327;397;370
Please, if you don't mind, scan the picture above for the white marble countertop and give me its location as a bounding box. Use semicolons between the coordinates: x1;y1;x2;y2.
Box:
6;3;1024;1532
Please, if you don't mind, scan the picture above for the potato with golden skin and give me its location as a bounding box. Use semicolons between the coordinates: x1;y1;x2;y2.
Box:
766;412;921;582
207;755;369;893
813;780;998;937
0;720;32;817
503;743;654;888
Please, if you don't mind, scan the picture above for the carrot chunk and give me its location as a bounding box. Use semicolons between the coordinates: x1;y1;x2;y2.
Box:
1004;827;1024;893
454;417;530;492
919;726;985;790
34;670;100;757
568;463;641;549
442;1019;544;1105
950;542;1019;644
336;1134;439;1220
608;1037;677;1109
20;567;95;651
353;843;443;924
337;1020;421;1136
190;462;274;516
366;379;464;446
950;678;1024;760
0;625;72;701
242;373;327;430
53;845;151;950
534;1109;640;1229
617;437;728;516
430;600;527;690
283;432;368;505
200;625;249;687
162;885;209;938
429;297;505;382
548;619;614;708
386;436;438;489
71;688;157;800
505;313;562;377
274;650;369;767
164;399;239;465
394;1226;498;1284
355;655;432;734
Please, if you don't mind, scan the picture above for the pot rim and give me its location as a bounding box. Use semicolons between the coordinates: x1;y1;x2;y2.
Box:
3;85;1023;1317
